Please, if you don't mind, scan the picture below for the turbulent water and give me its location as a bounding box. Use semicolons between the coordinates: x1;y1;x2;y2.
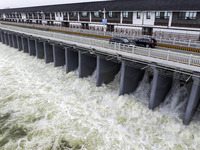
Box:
0;43;200;150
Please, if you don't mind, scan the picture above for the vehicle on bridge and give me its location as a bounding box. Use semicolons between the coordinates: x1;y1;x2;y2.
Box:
109;37;135;45
132;37;157;48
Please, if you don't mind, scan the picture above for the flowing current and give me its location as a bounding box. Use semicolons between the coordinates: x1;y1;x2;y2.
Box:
0;43;200;150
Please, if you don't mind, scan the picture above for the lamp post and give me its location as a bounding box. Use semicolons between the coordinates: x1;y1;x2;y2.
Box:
103;8;106;34
99;8;107;35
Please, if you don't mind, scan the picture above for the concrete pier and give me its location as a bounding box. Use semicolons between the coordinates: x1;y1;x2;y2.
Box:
12;34;18;48
96;55;121;86
17;35;22;51
149;63;173;110
183;73;200;125
53;44;65;67
35;40;44;59
28;38;36;56
4;32;9;46
65;47;78;73
119;61;145;95
1;30;5;44
21;36;29;53
8;33;13;47
78;51;96;78
0;30;2;42
44;41;54;63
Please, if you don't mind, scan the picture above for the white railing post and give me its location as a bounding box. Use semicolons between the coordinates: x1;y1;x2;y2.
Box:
188;54;193;65
103;40;105;48
132;46;135;54
114;42;116;49
188;40;191;47
118;43;121;51
89;38;92;46
173;38;176;45
148;48;151;57
167;51;170;61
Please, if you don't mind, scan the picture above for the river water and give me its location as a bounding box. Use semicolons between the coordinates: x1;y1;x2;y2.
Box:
0;43;200;150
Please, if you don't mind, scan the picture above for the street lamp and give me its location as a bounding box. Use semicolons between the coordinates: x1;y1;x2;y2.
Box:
99;8;107;35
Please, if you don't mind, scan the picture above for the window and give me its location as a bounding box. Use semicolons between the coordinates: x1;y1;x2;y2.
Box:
70;12;77;17
164;11;170;19
178;12;197;20
94;12;99;17
178;12;185;19
82;12;88;17
109;12;113;17
123;12;129;18
45;13;50;17
137;12;141;19
108;12;118;18
63;12;67;17
185;12;197;19
51;13;55;18
156;11;170;19
146;12;151;19
155;12;160;19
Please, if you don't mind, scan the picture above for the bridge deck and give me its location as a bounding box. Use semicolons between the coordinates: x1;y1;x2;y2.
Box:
0;24;199;74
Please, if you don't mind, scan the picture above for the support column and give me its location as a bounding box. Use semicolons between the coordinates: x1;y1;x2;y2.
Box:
21;37;29;53
149;63;173;110
44;42;53;63
183;73;200;125
35;40;44;59
8;33;13;47
119;61;145;95
65;47;78;73
28;38;36;56
53;44;65;67
12;34;18;48
0;30;2;43
4;32;9;46
78;51;96;78
1;30;5;44
96;55;121;87
168;12;173;27
17;35;23;51
120;12;123;24
89;12;92;22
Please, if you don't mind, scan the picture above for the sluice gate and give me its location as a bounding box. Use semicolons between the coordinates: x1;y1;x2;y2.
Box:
0;28;200;125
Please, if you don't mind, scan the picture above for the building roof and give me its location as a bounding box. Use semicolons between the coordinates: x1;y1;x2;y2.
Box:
0;0;199;14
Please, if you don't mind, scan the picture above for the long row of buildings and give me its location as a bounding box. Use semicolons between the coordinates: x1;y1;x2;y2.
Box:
0;0;200;40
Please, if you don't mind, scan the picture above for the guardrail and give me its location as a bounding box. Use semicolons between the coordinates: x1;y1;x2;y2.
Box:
1;24;200;67
1;21;200;49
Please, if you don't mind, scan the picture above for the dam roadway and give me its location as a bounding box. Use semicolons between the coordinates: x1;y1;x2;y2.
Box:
0;24;200;125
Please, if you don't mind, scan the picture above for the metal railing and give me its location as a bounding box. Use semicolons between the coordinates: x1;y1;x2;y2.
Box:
1;24;200;68
1;21;200;49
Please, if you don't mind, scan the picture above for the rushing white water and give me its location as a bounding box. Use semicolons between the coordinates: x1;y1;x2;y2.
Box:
1;43;200;150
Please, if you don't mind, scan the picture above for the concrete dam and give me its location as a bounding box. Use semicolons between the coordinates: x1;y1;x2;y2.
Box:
0;25;200;125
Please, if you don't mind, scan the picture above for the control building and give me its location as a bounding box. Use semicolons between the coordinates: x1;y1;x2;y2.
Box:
0;0;200;40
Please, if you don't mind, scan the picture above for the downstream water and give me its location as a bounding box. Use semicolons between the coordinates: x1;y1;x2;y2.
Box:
0;43;200;150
